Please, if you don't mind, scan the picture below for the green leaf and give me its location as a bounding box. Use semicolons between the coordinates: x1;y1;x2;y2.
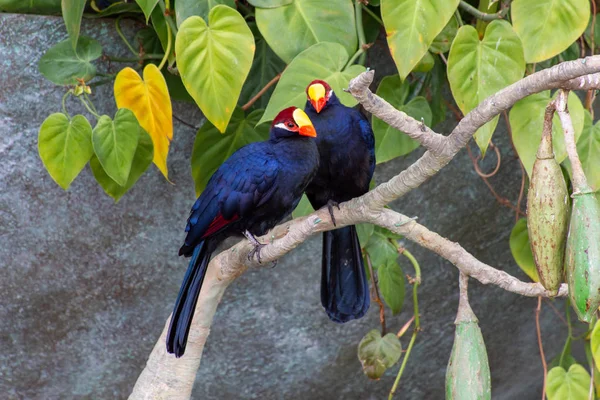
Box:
239;23;286;110
358;329;402;380
92;109;140;186
382;0;459;80
192;108;269;196
428;56;448;127
430;15;458;54
585;13;600;53
255;0;357;63
38;36;102;85
151;6;175;66
575;111;600;192
510;91;584;177
591;320;600;373
372;75;432;163
248;0;292;7
365;228;398;268
509;218;539;282
378;260;405;314
135;0;159;22
447;20;525;155
84;2;143;18
175;0;235;27
62;0;86;50
0;0;61;13
90;128;154;202
356;223;374;248
38;113;93;190
292;194;315;219
512;0;590;63
258;42;365;125
176;6;255;133
547;364;591;400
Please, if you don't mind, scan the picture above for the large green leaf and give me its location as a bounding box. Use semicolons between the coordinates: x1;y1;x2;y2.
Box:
62;0;86;50
509;218;539;282
547;364;591;400
175;0;235;27
510;91;584;177
255;0;356;63
378;260;405;314
248;0;292;8
135;0;159;23
239;23;286;110
90;128;154;202
372;75;432;164
358;329;402;380
0;0;60;13
176;6;255;133
38;37;102;85
38;113;93;190
192;108;269;196
512;0;590;63
92;109;140;186
364;227;398;268
430;15;458;54
575;111;600;192
447;20;525;155
258;42;365;125
381;0;459;80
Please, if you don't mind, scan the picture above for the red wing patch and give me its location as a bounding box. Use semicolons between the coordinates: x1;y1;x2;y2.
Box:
201;213;239;238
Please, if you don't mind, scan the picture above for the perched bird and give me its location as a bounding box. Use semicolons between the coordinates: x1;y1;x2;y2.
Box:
304;79;375;323
167;107;319;357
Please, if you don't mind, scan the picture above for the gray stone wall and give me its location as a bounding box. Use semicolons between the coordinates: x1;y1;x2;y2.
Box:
0;13;571;400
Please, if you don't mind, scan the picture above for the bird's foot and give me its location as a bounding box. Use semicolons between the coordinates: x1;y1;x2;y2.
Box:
326;200;341;227
243;230;267;264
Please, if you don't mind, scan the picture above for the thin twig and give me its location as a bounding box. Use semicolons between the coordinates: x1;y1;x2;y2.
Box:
535;296;548;400
458;0;508;21
586;0;598;117
472;143;502;178
366;253;386;335
115;15;138;56
361;3;383;25
503;111;527;222
241;73;282;111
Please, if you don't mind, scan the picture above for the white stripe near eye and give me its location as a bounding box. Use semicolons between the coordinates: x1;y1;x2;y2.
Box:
274;122;289;130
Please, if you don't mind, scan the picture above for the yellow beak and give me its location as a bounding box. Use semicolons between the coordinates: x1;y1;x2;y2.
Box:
307;83;326;113
292;108;317;137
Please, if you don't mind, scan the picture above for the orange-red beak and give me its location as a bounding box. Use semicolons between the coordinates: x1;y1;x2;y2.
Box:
307;83;327;113
293;108;317;137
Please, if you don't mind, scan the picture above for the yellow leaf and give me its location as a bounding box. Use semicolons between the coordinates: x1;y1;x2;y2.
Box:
114;65;172;179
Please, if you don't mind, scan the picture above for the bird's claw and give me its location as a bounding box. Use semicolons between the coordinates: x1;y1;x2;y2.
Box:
247;242;268;264
326;200;340;227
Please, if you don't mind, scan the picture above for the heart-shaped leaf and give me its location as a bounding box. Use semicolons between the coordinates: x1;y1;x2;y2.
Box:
135;0;159;22
248;0;292;8
62;0;86;50
192;108;269;195
38;36;102;85
175;0;234;26
358;329;402;380
239;22;286;109
430;14;458;54
364;228;398;268
114;65;173;180
382;0;459;79
378;260;405;314
90;128;154;202
448;20;525;155
372;75;432;164
255;0;356;63
176;6;255;132
258;42;365;125
512;0;590;63
38;113;93;189
92;109;140;186
510;91;584;177
509;218;539;282
547;364;591;400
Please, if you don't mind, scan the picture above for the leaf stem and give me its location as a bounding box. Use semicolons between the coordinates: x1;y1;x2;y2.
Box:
105;54;165;62
241;73;282;111
535;297;547;400
361;4;382;26
345;47;367;70
459;0;506;22
78;96;101;119
355;0;367;65
116;15;138;56
84;92;98;114
62;91;71;119
388;247;421;399
158;19;172;70
158;0;178;37
366;253;387;336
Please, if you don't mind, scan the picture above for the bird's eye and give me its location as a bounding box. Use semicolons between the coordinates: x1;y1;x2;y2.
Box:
286;122;295;128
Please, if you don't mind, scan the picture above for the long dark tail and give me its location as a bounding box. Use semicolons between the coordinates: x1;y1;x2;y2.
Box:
321;225;370;323
167;240;214;357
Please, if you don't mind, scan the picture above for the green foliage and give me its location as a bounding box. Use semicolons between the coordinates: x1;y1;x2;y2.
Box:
175;0;235;27
357;329;402;379
378;260;405;315
571;111;600;192
509;219;539;282
547;364;591;400
0;0;61;13
135;0;160;22
38;37;102;85
291;194;315;219
176;7;255;132
62;0;86;50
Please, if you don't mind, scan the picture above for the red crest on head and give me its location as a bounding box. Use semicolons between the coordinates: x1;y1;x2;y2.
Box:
305;79;332;95
272;107;298;127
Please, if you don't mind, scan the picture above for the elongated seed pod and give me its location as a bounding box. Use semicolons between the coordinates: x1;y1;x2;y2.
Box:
527;129;569;295
446;276;491;400
566;192;600;322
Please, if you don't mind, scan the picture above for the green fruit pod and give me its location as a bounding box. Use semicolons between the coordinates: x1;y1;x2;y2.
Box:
566;191;600;322
527;130;569;295
446;281;491;400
